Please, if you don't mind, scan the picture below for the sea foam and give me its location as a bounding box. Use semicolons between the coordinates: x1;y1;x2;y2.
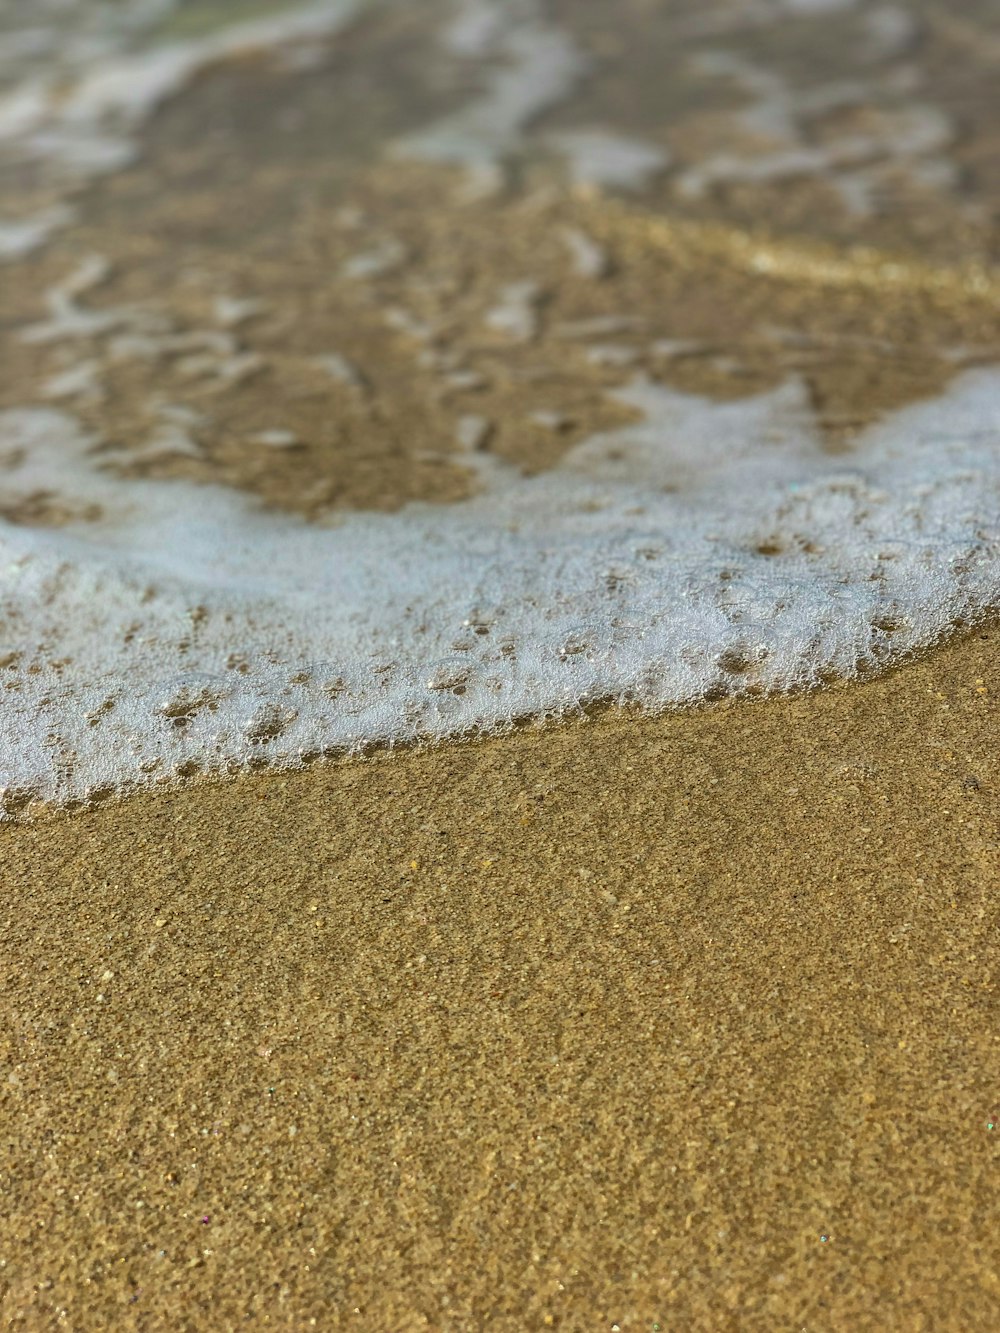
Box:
2;371;999;814
1;0;999;815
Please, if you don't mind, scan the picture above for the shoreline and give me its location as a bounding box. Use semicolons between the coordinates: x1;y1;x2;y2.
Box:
3;5;1000;1325
9;616;1000;827
2;627;997;1329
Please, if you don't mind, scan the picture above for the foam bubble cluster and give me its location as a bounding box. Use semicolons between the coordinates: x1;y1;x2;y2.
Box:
2;371;999;815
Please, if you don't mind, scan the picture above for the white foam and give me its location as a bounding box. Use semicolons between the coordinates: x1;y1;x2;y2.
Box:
484;281;543;342
2;371;999;814
389;0;966;222
546;130;671;193
37;1;368;133
0;0;370;248
0;205;74;260
676;48;958;215
394;0;589;186
1;0;998;818
561;228;609;280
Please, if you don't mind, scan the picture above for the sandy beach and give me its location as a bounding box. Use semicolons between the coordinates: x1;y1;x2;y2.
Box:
3;627;997;1330
2;2;999;1327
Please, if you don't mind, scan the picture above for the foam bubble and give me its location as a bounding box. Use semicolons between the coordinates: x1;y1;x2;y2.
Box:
545;130;671;192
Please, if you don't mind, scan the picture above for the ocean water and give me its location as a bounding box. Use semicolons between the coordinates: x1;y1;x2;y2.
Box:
1;0;998;814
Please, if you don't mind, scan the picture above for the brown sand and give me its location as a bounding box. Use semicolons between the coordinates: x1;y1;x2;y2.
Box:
2;628;998;1331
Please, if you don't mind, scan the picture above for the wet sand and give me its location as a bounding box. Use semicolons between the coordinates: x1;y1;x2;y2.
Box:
2;628;997;1330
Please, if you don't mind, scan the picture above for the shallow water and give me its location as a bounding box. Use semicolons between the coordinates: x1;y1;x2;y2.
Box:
1;0;998;813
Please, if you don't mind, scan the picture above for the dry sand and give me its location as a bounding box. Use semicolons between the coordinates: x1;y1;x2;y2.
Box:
2;627;997;1331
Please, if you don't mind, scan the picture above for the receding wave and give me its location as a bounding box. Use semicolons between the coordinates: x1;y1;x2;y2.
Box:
1;0;998;814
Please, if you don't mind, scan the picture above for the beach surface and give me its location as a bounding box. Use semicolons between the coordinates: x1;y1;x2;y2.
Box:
2;3;1000;1328
3;628;997;1331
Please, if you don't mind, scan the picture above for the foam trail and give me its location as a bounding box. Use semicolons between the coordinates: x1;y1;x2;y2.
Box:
0;0;370;241
0;206;74;261
394;0;590;191
2;372;999;814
